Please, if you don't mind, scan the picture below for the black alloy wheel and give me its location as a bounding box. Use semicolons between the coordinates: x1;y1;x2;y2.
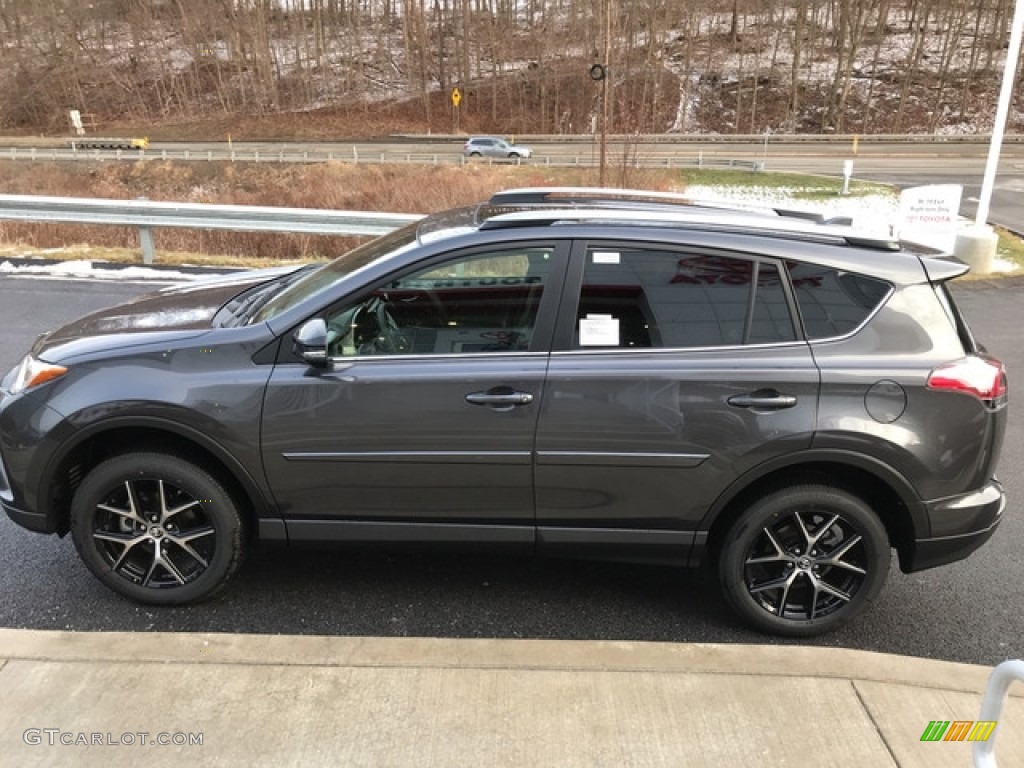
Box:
719;485;890;637
70;453;243;605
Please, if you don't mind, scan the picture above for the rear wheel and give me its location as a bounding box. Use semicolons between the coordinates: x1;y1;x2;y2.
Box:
718;485;890;636
70;453;244;605
469;151;482;157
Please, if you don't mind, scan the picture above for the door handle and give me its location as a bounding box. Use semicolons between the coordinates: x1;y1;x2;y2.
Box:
465;389;535;411
727;391;798;410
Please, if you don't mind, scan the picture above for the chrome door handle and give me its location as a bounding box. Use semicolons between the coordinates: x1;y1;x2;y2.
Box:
465;390;535;410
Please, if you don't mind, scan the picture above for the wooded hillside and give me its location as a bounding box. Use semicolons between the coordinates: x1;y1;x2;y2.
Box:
1;1;1020;138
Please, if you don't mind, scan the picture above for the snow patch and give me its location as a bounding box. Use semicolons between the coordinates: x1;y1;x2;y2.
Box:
0;260;218;282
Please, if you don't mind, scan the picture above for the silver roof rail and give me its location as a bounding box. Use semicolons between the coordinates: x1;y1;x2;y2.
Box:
477;206;901;251
488;186;830;224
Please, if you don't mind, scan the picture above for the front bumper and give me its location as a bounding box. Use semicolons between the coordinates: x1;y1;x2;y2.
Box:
1;498;55;534
901;479;1006;572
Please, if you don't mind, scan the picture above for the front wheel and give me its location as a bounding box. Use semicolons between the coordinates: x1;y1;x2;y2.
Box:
70;453;244;605
718;485;890;637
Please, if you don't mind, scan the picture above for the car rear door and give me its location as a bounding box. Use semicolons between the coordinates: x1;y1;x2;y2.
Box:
534;241;820;562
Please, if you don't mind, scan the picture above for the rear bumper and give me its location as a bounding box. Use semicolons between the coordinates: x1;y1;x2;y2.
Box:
902;479;1005;572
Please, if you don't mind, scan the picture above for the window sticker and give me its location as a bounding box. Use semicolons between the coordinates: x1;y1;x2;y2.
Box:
592;251;621;265
579;314;619;346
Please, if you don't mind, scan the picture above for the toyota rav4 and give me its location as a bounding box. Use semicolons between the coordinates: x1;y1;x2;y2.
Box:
0;187;1007;636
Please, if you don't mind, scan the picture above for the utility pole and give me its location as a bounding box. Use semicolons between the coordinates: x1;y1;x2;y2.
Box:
600;0;612;187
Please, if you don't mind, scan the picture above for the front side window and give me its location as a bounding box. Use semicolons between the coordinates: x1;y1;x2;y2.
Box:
326;248;553;357
574;247;796;350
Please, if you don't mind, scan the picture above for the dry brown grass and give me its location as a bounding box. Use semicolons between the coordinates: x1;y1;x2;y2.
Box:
0;160;680;263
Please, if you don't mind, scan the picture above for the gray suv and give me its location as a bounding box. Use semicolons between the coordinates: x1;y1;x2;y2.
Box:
0;187;1007;636
462;136;532;159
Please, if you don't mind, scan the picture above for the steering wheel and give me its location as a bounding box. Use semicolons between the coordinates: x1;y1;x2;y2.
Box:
367;296;410;355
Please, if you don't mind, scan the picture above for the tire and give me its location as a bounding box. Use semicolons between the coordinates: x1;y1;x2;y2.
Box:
470;151;482;157
718;485;890;637
70;453;244;605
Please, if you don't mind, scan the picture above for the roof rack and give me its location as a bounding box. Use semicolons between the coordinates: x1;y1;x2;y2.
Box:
476;207;901;251
488;186;831;224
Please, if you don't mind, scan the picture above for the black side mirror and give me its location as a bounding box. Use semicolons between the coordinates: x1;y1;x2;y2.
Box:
293;318;328;367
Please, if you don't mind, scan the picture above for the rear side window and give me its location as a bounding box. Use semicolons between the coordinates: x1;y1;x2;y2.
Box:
574;248;796;349
788;263;890;340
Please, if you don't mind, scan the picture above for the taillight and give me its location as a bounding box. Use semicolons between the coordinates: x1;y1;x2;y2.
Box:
927;355;1007;401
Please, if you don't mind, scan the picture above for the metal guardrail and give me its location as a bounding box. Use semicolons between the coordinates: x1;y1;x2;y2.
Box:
0;145;762;171
974;659;1024;768
0;194;423;264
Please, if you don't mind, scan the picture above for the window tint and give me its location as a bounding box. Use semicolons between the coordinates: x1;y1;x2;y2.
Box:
574;248;795;349
788;262;890;339
326;248;552;357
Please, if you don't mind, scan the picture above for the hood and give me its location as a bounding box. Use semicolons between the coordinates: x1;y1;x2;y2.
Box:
31;266;301;361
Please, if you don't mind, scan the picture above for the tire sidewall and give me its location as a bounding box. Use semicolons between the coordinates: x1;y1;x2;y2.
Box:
719;485;890;637
70;453;242;605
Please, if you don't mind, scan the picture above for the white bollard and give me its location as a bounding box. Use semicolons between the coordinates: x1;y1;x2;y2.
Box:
954;223;998;275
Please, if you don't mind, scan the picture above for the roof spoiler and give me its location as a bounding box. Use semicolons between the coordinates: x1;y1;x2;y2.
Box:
920;256;971;282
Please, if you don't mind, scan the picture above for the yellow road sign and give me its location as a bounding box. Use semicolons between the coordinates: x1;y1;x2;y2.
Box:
451;88;462;107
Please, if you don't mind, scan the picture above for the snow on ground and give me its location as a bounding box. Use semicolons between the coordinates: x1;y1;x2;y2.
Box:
685;185;1019;274
684;184;901;232
0;259;218;282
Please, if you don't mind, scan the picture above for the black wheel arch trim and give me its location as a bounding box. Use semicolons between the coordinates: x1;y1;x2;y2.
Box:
39;414;278;531
695;448;928;557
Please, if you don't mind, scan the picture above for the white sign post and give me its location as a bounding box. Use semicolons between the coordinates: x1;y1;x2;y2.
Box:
841;160;853;195
954;0;1024;274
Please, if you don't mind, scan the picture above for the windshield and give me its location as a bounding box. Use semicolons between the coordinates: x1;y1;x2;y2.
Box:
249;206;482;324
249;222;421;324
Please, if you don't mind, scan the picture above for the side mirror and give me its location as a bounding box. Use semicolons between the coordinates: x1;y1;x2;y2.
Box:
292;318;328;367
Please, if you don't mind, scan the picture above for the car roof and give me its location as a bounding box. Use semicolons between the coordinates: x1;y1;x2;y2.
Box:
404;187;971;284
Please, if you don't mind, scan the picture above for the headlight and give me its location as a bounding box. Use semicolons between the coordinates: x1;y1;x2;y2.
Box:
5;355;68;395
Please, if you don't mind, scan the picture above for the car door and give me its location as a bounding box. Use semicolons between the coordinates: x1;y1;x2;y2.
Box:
534;241;820;562
260;242;568;544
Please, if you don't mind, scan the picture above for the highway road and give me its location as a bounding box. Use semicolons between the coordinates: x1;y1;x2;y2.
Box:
5;136;1023;231
0;274;1020;666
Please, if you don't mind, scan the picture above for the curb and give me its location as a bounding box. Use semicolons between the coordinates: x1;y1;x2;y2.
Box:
1;629;1019;699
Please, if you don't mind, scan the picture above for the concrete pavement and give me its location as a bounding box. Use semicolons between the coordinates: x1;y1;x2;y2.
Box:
0;629;1021;767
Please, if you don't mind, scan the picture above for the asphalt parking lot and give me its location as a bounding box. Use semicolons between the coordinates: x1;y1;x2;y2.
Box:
0;274;1020;665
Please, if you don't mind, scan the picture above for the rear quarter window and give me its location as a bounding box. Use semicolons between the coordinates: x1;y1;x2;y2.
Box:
788;262;891;340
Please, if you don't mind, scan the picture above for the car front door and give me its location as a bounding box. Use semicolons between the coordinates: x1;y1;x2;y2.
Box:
260;243;567;544
534;242;820;562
